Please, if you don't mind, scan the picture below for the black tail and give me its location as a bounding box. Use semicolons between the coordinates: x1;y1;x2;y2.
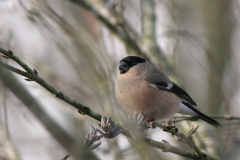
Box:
182;102;221;128
197;113;221;128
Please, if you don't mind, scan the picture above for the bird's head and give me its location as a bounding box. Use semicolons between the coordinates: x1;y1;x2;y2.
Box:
118;56;146;74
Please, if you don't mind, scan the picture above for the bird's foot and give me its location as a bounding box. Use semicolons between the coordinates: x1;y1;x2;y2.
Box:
165;118;176;128
130;112;155;131
159;118;179;133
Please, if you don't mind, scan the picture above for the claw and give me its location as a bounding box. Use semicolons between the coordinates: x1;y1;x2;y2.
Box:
130;112;156;131
137;112;145;125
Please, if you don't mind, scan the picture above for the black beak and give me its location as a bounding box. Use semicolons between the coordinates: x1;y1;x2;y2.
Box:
119;61;129;74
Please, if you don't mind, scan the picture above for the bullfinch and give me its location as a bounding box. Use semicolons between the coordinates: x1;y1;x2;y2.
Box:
115;56;221;127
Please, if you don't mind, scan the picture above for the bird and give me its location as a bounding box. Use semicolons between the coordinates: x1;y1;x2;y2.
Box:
115;56;221;127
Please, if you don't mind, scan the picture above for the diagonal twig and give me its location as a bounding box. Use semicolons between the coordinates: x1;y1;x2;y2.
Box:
152;122;215;160
0;47;102;121
174;115;240;123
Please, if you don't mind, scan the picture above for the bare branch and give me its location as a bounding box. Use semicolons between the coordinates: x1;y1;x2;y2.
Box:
145;138;198;158
0;48;35;75
0;47;102;121
140;0;172;70
174;115;240;123
67;0;174;71
68;0;144;56
152;121;217;160
0;61;29;78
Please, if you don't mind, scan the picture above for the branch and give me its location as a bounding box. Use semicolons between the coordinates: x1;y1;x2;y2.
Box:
0;65;98;159
132;112;217;160
153;122;205;159
0;48;102;122
68;0;144;56
174;115;240;123
140;0;172;70
145;138;197;158
67;0;173;71
0;47;216;159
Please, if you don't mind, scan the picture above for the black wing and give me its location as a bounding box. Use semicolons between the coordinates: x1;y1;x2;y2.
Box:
150;82;197;106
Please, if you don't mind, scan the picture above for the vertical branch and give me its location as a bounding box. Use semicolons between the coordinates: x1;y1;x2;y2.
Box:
199;1;232;158
141;0;156;50
140;0;172;71
201;0;231;115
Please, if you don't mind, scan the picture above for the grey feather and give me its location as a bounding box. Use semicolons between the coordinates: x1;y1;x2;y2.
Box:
145;67;197;106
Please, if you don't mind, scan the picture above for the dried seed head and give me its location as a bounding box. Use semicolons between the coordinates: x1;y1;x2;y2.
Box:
99;115;122;138
84;126;101;150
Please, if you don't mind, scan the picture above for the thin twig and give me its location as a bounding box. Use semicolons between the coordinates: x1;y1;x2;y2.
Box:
0;47;102;121
0;61;29;77
174;115;240;123
152;122;217;160
145;138;198;158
